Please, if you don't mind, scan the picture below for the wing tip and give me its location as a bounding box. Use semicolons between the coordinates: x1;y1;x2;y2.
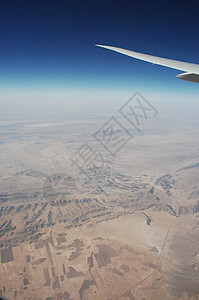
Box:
95;44;106;48
95;44;118;52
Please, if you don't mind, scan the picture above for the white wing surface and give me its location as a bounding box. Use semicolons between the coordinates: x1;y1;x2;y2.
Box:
96;44;199;83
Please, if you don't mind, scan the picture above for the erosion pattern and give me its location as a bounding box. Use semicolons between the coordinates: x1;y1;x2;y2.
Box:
1;119;199;299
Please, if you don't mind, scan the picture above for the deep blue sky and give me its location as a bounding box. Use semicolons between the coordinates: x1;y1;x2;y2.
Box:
0;0;199;111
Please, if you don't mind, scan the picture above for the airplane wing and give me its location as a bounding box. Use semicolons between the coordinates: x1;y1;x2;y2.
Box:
95;44;199;83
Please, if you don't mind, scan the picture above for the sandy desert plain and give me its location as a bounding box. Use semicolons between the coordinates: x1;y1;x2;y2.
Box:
1;99;199;300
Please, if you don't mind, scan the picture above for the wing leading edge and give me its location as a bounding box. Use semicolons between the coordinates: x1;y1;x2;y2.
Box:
95;44;199;83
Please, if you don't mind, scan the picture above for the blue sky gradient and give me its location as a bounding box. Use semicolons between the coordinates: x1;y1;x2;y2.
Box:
0;0;199;113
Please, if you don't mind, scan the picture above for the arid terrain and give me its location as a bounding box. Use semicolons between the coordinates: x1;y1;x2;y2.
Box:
1;104;199;300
